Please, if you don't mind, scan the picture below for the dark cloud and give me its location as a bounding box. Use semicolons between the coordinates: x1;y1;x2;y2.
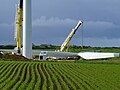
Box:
0;0;120;46
0;25;14;45
83;21;120;38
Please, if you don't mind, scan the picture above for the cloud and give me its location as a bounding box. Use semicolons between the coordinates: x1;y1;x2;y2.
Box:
32;16;77;27
0;15;120;47
82;37;120;47
32;16;120;39
85;21;119;30
31;16;120;47
32;16;119;30
81;21;120;39
0;0;120;47
0;23;12;27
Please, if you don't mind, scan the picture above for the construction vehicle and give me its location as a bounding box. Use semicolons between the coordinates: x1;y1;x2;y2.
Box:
14;0;23;54
60;20;83;52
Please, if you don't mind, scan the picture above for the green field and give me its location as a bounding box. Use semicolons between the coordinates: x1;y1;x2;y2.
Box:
0;60;120;90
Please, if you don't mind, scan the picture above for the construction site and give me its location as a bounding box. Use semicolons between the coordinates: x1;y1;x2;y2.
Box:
0;0;120;61
0;0;120;90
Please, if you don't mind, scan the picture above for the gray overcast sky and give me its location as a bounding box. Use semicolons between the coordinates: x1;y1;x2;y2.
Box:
0;0;120;47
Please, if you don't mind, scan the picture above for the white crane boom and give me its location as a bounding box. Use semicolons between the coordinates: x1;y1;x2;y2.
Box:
14;4;18;41
60;20;83;52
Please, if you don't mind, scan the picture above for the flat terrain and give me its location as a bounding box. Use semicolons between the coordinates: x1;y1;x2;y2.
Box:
0;60;120;90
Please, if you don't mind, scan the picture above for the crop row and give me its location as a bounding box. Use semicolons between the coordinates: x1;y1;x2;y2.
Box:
0;61;120;90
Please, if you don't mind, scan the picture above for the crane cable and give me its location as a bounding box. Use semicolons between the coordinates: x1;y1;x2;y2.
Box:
81;23;84;49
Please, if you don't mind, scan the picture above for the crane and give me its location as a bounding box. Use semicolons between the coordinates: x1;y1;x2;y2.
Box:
14;0;23;54
60;20;83;52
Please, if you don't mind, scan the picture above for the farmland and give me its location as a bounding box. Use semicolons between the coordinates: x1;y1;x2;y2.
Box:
0;60;120;90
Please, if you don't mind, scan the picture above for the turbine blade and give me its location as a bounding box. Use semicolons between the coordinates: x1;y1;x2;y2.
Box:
78;52;120;60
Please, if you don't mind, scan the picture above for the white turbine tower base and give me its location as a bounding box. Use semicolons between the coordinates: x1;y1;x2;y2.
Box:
23;0;32;59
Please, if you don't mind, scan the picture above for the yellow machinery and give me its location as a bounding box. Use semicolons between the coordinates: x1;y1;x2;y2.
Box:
15;0;23;54
60;21;83;52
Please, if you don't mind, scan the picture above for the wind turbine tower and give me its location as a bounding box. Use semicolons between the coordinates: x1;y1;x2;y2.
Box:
23;0;32;59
